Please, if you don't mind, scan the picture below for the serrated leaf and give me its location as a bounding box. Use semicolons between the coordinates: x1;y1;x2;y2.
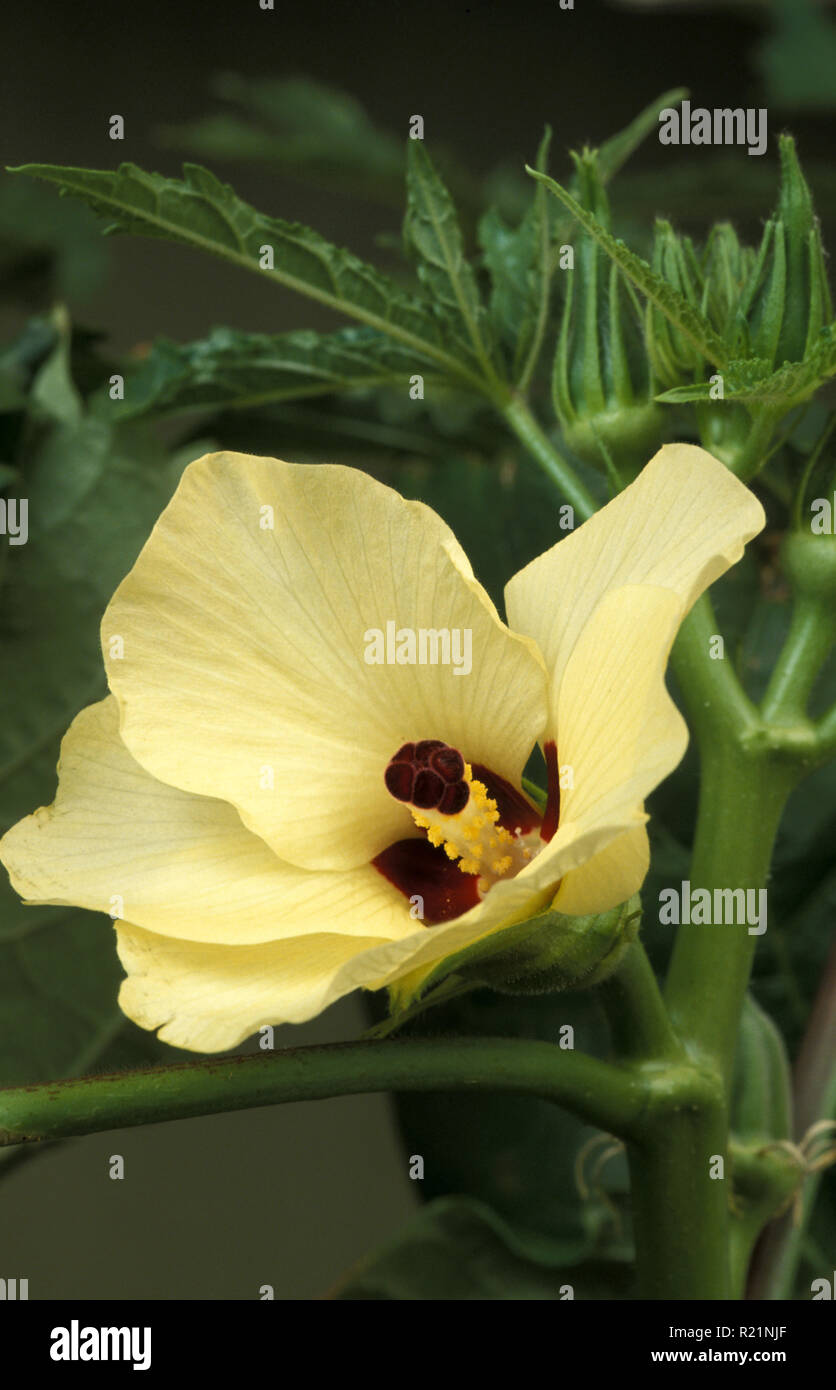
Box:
9;161;489;390
527;166;730;370
96;325;443;421
403;142;495;372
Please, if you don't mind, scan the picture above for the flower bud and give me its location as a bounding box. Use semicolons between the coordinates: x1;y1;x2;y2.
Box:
464;895;641;996
742;135;832;369
553;151;663;474
645;219;705;388
700;222;757;345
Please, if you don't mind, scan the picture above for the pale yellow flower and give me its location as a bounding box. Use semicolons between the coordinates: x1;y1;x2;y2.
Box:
0;445;763;1051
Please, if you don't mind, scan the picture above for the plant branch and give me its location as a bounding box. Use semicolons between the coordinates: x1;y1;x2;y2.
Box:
499;393;599;518
0;1036;647;1148
670;593;761;748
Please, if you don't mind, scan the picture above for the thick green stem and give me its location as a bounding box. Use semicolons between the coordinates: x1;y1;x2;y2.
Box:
0;1036;646;1148
627;1066;729;1299
499;393;599;519
665;739;797;1087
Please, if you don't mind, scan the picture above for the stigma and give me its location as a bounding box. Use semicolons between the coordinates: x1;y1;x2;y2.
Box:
384;740;537;886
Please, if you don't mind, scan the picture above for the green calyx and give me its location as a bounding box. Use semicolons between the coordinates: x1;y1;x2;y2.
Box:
387;894;642;1018
742;135;832;371
469;894;642;995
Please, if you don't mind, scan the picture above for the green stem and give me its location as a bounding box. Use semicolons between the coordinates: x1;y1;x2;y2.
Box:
665;738;797;1087
0;1036;646;1148
600;941;683;1062
729;1145;803;1297
671;593;761;748
729;408;780;484
761;595;836;727
499;394;599;519
626;1067;729;1299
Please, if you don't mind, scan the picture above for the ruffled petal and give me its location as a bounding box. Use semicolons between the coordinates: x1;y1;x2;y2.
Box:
116;924;393;1051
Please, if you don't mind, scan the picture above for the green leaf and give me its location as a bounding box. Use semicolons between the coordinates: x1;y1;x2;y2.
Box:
526;165;730;370
332;1195;632;1300
403;142;495;373
97;325;443;420
9;161;488;390
479;128;553;387
29;305;83;427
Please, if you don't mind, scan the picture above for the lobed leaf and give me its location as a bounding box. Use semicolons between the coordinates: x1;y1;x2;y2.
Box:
9;161;490;389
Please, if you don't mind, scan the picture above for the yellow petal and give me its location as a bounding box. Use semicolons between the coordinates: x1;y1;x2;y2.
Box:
553;825;649;915
554;584;688;827
0;697;414;946
115;924;393;1051
502;444;764;911
103;453;547;871
505;442;765;728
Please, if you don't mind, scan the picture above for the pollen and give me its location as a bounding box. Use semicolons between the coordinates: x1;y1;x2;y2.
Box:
384;740;530;884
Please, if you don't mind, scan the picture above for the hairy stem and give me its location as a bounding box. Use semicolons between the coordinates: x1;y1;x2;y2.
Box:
0;1036;647;1148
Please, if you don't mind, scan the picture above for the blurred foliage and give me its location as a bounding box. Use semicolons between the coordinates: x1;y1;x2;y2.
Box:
0;308;209;1088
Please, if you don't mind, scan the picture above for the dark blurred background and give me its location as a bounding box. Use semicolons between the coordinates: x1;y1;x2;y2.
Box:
1;0;834;1298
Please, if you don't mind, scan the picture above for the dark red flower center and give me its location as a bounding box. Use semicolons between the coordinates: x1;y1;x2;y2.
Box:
373;738;550;925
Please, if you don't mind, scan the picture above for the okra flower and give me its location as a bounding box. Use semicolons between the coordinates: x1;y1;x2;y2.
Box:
0;445;763;1051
